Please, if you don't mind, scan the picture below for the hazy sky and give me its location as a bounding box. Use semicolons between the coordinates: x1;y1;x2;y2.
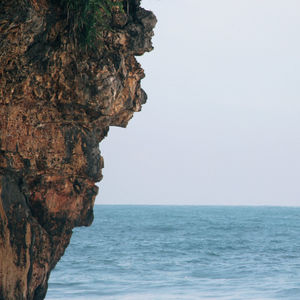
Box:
97;0;300;206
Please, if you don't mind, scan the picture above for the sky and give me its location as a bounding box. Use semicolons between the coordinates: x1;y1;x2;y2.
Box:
96;0;300;206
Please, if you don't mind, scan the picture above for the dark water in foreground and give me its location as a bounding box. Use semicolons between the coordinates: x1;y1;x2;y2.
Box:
47;205;300;299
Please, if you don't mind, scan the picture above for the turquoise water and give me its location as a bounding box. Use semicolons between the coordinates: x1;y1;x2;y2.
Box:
47;206;300;299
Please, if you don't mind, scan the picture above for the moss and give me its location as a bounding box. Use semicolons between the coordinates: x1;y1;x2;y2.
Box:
59;0;124;48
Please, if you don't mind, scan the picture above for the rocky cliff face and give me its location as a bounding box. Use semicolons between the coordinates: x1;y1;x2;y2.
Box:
0;1;156;299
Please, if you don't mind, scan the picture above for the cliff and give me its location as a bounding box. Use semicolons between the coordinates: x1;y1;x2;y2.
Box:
0;1;156;299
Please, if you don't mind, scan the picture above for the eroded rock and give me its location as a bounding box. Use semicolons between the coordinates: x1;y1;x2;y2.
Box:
0;0;156;299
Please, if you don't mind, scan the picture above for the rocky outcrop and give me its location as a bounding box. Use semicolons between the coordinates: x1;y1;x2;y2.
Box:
0;1;156;299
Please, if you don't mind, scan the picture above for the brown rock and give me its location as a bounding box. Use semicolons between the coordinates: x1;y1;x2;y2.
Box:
0;0;156;299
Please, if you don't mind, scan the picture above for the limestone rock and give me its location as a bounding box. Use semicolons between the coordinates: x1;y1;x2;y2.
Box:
0;0;156;299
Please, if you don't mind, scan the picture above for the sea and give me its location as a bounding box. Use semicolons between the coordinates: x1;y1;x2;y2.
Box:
47;205;300;300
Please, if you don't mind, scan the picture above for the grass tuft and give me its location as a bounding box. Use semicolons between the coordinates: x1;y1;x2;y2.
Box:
59;0;124;48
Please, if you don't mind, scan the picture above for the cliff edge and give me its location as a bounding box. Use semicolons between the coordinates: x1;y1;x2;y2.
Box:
0;1;156;299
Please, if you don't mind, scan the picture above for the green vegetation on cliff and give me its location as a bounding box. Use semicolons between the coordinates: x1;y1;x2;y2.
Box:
59;0;125;46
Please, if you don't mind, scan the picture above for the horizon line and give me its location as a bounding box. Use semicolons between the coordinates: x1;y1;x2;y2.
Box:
95;203;300;208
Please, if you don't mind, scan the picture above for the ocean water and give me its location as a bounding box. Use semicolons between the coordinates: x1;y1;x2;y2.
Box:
47;205;300;300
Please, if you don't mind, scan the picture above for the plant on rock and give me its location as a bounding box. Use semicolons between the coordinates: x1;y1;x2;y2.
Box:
59;0;125;47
